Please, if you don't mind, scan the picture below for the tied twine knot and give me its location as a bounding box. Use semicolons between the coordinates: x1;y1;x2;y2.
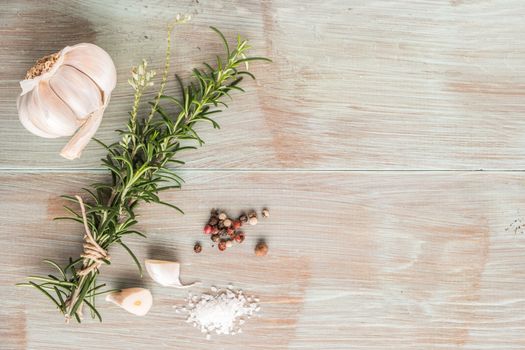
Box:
65;196;110;323
75;195;110;276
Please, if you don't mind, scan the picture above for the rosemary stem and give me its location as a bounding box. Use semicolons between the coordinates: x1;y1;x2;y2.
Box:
21;27;269;323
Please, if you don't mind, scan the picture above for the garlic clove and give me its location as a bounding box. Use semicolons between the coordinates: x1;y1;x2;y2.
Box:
145;259;198;288
37;81;80;135
60;106;104;160
20;86;72;138
62;43;117;103
105;288;152;316
50;65;102;119
17;92;58;138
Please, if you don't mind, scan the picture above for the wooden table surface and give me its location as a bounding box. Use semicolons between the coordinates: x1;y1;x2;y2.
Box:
1;1;525;349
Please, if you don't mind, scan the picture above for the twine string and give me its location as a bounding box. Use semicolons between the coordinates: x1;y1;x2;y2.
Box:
75;195;110;276
65;196;110;323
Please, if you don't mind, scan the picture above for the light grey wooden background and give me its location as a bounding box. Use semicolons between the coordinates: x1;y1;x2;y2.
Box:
1;0;525;349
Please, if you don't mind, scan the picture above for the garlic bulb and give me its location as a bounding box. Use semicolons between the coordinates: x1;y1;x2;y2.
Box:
145;259;199;288
17;43;117;160
105;288;152;316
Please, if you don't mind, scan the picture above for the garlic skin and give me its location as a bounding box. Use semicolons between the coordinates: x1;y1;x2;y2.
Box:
105;288;152;316
145;259;199;288
17;43;117;160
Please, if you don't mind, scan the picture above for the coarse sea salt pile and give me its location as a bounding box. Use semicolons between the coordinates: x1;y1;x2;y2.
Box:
175;286;260;339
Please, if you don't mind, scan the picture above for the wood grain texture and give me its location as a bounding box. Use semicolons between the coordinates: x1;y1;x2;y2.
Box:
2;0;525;169
2;1;525;349
1;172;525;349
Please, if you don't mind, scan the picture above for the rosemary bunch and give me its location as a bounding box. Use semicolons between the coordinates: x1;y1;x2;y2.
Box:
18;26;269;323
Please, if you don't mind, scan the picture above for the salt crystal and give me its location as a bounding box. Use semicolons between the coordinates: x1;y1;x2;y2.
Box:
175;285;260;339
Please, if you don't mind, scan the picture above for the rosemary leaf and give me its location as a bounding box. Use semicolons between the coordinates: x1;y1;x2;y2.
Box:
20;26;269;323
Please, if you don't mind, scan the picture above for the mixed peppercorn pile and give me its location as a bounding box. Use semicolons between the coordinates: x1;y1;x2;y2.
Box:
194;208;269;255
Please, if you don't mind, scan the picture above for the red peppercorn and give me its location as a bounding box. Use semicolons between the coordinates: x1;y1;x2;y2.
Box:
218;240;227;251
232;220;241;229
203;225;213;234
234;232;245;243
227;228;235;238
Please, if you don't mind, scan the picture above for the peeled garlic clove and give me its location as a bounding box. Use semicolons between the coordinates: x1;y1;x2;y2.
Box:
145;259;198;288
17;43;117;160
105;288;152;316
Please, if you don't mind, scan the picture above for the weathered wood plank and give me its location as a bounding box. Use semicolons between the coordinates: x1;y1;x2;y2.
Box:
2;0;525;170
2;0;525;349
1;172;524;349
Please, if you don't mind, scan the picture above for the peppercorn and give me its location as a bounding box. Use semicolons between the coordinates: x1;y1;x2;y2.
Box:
234;232;245;243
203;207;270;253
194;243;202;253
232;220;242;229
255;242;268;256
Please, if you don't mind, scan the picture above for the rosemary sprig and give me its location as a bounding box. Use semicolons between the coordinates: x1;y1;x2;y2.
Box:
18;26;270;323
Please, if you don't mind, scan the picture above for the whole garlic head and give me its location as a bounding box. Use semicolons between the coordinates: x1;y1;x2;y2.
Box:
17;43;117;160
